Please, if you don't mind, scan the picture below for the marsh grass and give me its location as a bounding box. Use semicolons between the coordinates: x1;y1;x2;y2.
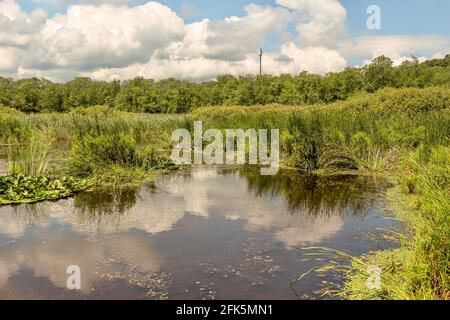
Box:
294;146;450;300
7;136;53;176
194;87;449;175
68;131;177;187
0;86;448;293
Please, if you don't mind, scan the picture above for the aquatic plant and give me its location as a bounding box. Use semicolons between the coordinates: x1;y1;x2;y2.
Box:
0;174;90;205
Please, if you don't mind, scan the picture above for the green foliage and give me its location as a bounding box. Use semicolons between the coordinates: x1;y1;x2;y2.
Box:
284;112;323;171
347;146;450;300
0;174;90;205
364;56;395;92
193;86;449;174
0;113;31;144
1;55;450;114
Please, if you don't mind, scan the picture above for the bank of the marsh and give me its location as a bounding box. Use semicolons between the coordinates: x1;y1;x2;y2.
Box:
0;111;187;200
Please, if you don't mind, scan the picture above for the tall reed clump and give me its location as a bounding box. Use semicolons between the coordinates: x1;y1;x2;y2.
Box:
281;110;399;173
282;111;323;171
7;136;52;176
69;132;175;186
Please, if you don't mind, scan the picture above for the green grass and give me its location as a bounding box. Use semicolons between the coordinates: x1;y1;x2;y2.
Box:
0;110;185;189
192;86;450;175
68;132;177;187
7;136;53;176
295;146;449;300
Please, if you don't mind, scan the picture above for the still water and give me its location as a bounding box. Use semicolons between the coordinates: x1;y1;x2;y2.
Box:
0;166;398;299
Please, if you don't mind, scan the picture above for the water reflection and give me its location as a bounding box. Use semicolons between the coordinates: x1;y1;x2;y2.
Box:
75;188;140;216
1;167;389;244
241;168;387;217
0;166;393;299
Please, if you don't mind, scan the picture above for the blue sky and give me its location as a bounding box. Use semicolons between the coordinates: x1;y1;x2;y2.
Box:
18;0;450;38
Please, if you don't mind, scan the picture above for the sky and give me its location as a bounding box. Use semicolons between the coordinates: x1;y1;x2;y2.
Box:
1;0;449;82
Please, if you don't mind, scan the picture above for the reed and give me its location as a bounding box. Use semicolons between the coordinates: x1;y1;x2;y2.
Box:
7;136;53;176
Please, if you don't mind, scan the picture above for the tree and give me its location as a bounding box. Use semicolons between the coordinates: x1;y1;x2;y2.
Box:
364;56;395;92
11;78;45;113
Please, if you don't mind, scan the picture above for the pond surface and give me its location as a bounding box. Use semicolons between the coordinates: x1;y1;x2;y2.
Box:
0;166;399;300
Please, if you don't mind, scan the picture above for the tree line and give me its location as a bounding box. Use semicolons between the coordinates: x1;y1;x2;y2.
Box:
1;55;449;114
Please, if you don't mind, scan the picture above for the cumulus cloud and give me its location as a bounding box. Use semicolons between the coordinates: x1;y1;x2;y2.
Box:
0;0;448;81
0;0;46;47
199;4;292;61
277;0;347;46
0;47;22;72
29;2;184;70
86;44;347;82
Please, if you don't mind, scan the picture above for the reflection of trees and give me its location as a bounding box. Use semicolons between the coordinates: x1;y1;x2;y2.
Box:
241;168;388;217
74;187;140;216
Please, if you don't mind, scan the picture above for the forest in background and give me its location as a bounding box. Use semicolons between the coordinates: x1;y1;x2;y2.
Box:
1;55;450;114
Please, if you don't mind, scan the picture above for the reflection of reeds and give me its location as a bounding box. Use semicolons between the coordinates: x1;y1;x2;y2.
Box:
242;168;388;218
7;137;53;176
74;188;139;216
12;202;52;225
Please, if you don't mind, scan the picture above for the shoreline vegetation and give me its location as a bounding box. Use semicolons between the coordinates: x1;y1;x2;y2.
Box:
0;55;449;300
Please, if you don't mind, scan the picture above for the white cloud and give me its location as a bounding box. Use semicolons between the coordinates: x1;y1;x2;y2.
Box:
0;47;21;72
340;35;450;60
86;43;347;82
277;0;347;46
162;4;292;63
31;0;136;6
0;0;46;48
0;0;448;81
30;2;184;70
